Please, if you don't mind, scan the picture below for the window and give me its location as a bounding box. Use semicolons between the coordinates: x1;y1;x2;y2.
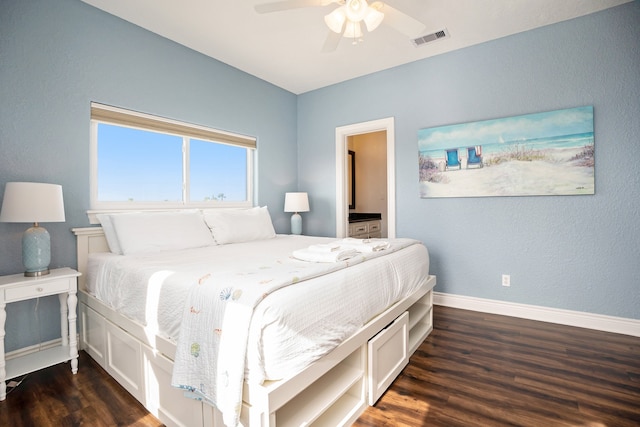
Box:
90;103;255;212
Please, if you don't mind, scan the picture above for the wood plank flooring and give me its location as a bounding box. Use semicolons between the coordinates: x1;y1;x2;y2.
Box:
354;306;640;427
0;351;163;427
1;306;638;426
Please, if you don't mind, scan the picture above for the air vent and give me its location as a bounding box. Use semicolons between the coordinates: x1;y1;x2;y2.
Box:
412;29;449;47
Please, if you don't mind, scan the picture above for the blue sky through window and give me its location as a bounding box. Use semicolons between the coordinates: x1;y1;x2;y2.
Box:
97;124;247;202
190;139;247;202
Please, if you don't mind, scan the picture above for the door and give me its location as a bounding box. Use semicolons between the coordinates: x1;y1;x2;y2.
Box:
335;117;396;238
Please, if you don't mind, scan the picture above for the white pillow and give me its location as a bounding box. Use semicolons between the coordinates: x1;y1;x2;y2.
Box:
111;211;215;255
96;213;124;255
203;206;276;245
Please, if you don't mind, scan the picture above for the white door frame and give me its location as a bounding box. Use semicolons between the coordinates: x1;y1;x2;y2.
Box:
335;117;396;238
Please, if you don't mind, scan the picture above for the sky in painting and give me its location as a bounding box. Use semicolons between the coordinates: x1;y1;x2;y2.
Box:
418;106;594;151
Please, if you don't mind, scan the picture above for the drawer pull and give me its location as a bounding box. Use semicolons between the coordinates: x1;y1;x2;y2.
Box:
36;287;44;292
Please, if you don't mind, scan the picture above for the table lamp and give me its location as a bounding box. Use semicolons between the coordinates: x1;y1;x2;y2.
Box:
0;182;66;276
284;192;309;235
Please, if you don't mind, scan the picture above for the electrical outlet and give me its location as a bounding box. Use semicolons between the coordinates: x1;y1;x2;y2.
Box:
502;274;511;287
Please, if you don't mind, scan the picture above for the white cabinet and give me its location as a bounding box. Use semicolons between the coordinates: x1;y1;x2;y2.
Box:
348;220;382;239
0;268;80;400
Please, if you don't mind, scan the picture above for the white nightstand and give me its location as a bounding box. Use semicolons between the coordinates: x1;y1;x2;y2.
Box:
0;267;81;400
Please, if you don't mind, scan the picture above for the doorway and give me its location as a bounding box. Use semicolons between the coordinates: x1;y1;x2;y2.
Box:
335;117;396;238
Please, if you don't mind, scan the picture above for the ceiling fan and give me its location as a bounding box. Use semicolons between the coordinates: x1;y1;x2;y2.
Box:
254;0;427;52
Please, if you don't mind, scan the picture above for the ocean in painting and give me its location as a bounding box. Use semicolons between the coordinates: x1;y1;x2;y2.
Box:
418;106;594;198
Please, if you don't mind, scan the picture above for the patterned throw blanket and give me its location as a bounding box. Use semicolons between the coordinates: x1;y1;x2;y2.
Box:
171;238;417;427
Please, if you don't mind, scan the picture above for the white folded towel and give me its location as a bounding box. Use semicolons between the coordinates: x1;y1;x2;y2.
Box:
307;243;341;253
339;238;390;253
292;248;358;263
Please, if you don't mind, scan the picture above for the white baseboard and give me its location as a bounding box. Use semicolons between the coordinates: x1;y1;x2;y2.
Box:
434;292;640;338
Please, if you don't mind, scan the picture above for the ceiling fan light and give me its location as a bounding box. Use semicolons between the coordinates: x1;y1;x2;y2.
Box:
324;7;346;33
343;20;363;38
363;8;384;32
344;0;369;22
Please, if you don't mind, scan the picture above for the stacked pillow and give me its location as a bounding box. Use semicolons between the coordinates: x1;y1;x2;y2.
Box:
97;207;276;255
202;206;275;245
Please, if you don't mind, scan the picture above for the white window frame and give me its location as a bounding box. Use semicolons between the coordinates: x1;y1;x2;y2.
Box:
89;103;255;222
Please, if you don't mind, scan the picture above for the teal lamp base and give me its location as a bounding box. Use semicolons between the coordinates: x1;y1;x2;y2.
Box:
290;213;302;235
22;225;51;277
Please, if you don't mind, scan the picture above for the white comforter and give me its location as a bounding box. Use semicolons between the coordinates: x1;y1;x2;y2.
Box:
86;235;429;425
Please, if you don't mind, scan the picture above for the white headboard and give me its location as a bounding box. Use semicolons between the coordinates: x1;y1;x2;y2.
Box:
72;227;109;290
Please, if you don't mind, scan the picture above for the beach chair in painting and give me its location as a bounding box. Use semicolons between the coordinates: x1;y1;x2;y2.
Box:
467;146;483;168
445;148;461;170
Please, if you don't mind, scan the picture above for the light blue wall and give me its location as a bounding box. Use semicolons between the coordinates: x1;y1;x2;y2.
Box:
298;3;640;319
0;0;297;351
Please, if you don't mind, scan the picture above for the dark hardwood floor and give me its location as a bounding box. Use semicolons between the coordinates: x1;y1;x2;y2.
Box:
355;306;640;427
0;351;163;427
1;306;638;426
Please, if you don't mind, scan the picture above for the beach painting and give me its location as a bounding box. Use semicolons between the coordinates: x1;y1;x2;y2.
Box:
418;106;594;198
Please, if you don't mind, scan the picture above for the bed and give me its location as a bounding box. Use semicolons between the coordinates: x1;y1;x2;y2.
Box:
72;208;436;427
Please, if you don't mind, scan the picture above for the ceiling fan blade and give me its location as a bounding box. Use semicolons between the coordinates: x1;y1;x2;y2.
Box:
321;28;343;53
375;2;426;38
254;0;336;14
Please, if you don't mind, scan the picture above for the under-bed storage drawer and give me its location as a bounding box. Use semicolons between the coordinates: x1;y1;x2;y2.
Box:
106;320;145;402
80;303;144;402
81;303;107;367
143;347;205;427
80;303;205;427
367;311;409;405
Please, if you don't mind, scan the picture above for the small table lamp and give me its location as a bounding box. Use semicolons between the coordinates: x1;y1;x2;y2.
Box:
284;192;309;235
0;182;66;277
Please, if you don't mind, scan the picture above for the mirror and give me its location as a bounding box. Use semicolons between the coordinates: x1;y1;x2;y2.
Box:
348;150;355;209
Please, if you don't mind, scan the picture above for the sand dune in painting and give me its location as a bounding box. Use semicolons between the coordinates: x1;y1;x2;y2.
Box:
419;147;594;198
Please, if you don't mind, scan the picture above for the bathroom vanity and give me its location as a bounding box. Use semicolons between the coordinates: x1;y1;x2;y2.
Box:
348;213;382;239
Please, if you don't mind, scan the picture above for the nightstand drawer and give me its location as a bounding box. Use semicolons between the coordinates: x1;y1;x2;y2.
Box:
4;279;70;302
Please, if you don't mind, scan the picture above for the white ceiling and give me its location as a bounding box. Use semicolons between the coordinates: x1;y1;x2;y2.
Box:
81;0;630;94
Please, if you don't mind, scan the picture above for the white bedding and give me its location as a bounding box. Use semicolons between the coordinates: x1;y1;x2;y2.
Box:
85;234;429;386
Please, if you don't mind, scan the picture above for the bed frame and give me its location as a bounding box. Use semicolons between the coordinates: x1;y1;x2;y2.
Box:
72;227;436;427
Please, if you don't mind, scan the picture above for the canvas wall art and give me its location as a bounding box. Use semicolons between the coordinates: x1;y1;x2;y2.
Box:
418;106;594;198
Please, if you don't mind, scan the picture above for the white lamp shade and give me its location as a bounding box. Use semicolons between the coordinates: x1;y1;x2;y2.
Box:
325;7;346;33
363;7;384;31
325;0;384;41
284;192;309;213
0;182;66;223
